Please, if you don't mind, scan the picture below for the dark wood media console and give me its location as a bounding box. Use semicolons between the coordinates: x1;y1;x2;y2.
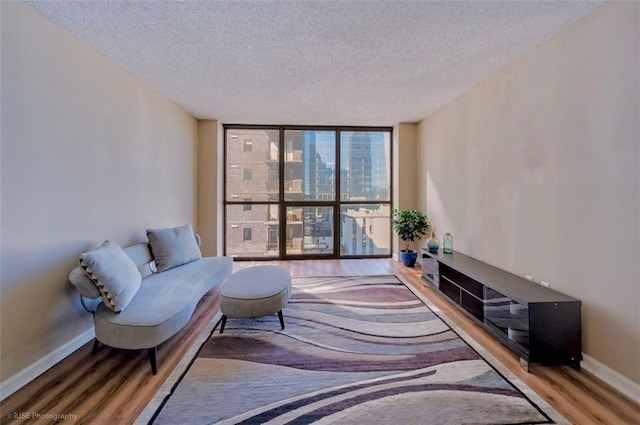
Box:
421;249;582;370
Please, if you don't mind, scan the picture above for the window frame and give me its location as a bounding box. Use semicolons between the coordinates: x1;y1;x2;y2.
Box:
224;124;393;260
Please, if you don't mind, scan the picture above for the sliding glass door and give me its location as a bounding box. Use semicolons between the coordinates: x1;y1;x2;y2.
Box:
224;126;391;259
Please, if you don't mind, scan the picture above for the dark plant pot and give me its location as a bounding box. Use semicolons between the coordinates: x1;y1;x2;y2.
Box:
399;250;418;267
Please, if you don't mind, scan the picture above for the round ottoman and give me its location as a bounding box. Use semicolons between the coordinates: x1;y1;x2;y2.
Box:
219;265;292;333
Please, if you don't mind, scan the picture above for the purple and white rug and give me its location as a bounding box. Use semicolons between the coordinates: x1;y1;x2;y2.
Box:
142;275;568;424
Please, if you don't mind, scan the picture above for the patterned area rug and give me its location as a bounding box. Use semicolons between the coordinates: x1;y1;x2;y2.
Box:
142;275;567;424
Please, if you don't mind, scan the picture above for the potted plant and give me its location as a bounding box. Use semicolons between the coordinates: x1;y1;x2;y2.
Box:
391;209;429;267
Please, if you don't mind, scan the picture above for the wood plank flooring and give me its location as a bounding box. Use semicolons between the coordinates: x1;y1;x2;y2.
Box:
1;259;638;424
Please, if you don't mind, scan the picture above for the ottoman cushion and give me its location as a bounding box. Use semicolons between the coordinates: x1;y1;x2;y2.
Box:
221;266;292;319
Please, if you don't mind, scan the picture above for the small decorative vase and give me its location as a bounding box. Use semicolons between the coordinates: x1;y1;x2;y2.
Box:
426;232;440;253
443;233;454;254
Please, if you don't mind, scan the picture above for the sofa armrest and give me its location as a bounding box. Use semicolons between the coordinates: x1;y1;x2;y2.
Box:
68;266;102;299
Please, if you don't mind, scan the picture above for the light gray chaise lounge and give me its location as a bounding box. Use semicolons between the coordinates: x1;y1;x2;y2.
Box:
68;225;233;374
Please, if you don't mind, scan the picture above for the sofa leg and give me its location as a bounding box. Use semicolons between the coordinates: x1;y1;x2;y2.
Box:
91;338;100;354
220;315;227;334
278;310;285;330
148;347;157;375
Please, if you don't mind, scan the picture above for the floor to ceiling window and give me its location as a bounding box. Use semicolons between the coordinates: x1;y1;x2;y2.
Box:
224;126;391;259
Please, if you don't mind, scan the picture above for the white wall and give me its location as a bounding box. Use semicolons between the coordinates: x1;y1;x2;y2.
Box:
0;2;198;383
416;2;639;383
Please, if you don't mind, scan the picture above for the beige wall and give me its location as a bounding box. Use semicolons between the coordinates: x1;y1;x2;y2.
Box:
416;2;639;383
392;123;418;256
0;2;198;381
197;120;219;256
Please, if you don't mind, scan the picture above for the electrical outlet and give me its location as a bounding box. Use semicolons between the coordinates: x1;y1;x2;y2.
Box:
525;275;534;282
540;280;550;288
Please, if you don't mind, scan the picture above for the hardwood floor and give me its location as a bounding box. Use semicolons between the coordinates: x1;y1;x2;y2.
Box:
1;259;638;424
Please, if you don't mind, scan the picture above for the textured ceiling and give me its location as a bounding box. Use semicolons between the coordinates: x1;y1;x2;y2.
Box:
29;1;603;126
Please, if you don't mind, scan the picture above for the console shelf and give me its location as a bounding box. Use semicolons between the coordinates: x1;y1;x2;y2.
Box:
421;249;582;370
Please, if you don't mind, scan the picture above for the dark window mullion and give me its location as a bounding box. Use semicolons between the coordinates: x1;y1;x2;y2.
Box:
223;128;228;255
334;128;341;256
278;127;286;258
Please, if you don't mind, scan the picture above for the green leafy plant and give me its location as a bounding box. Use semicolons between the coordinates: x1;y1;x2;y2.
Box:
391;209;429;252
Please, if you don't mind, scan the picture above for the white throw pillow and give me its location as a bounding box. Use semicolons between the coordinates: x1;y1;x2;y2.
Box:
146;223;202;272
79;240;142;312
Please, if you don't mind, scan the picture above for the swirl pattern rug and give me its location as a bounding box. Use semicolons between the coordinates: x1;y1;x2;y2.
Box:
147;275;566;424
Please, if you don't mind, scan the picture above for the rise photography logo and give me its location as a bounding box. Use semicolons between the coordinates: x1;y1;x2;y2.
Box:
8;411;78;421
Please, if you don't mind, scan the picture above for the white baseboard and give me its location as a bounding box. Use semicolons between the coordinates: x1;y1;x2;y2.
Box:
581;353;640;403
0;328;95;401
